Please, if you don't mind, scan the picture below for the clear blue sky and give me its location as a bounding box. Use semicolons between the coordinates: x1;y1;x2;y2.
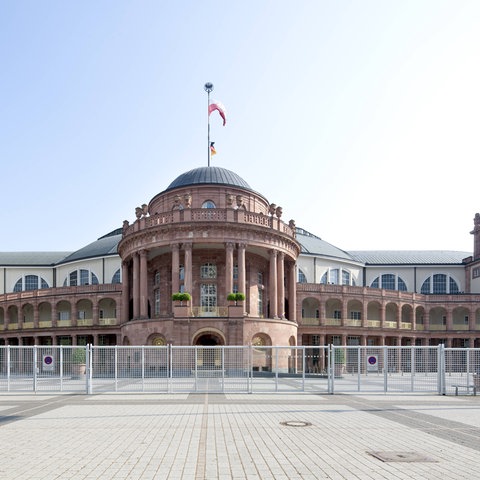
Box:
1;1;479;253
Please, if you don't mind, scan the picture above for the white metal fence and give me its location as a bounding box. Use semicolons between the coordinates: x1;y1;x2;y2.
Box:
0;345;478;395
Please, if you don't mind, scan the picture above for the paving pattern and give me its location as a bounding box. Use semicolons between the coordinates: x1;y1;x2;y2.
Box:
0;392;479;479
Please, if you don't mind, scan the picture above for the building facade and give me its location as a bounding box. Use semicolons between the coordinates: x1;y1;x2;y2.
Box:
1;166;480;353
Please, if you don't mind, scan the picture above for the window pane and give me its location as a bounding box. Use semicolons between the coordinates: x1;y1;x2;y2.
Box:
80;269;89;285
398;278;407;291
112;269;121;284
13;279;22;292
432;274;446;294
201;263;217;279
449;277;459;294
298;269;307;283
25;275;38;291
420;278;430;294
381;274;395;290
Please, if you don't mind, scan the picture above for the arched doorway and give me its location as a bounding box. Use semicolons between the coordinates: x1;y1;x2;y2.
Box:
193;332;224;369
194;333;223;346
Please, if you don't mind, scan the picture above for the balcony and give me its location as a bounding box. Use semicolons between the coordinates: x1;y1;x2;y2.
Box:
325;318;341;326
77;319;93;327
99;318;117;326
301;317;320;326
191;306;228;317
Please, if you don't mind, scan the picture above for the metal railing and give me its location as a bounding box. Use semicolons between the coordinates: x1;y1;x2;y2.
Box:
0;345;478;395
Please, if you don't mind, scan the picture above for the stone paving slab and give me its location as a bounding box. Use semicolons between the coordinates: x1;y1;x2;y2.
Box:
0;393;479;479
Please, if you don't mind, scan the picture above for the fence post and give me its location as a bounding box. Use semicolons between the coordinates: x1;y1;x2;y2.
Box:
383;346;388;393
114;345;118;392
328;345;333;394
60;346;63;392
275;347;279;392
357;347;361;392
168;344;172;394
86;344;92;395
221;347;225;393
411;346;415;392
248;345;253;394
302;347;305;392
141;346;145;393
7;345;10;392
438;344;446;395
33;345;37;392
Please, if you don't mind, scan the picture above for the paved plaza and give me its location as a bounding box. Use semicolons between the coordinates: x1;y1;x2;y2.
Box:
0;392;479;479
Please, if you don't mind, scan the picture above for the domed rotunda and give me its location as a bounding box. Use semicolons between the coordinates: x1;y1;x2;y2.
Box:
118;166;301;347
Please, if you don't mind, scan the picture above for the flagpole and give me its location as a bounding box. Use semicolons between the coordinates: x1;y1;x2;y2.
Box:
204;82;213;167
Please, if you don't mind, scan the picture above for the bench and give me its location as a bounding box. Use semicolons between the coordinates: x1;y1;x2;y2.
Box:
452;384;477;396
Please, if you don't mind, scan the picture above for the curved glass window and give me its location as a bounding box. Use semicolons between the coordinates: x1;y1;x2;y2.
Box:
63;269;99;287
420;274;460;294
202;200;216;209
321;268;355;286
112;269;121;284
298;269;307;283
13;275;49;292
370;274;408;291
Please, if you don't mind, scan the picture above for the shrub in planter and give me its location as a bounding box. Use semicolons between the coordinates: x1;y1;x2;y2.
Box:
227;292;245;305
172;292;191;305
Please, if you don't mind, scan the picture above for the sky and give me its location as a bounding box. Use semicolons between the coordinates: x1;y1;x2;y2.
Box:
1;1;479;254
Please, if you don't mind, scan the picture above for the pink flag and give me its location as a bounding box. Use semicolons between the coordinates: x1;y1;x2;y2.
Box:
208;101;226;126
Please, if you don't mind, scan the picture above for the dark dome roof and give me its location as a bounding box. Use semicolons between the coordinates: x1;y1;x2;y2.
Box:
165;167;252;192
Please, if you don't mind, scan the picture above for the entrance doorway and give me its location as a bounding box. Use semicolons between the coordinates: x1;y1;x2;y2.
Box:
194;333;224;368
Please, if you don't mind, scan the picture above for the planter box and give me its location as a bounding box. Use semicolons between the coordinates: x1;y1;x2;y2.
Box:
174;305;192;317
228;305;244;318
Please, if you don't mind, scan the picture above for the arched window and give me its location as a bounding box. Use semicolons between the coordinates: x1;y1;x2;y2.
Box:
321;268;355;286
298;269;307;283
13;275;49;292
420;274;459;294
112;269;121;284
63;269;99;287
202;200;216;209
370;274;408;291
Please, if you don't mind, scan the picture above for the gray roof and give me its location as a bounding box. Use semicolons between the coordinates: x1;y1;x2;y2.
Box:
0;252;71;266
296;229;355;261
165;167;252;192
349;250;471;265
58;233;121;264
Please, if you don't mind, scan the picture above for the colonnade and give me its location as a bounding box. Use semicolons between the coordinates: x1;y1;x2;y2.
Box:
123;243;297;321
